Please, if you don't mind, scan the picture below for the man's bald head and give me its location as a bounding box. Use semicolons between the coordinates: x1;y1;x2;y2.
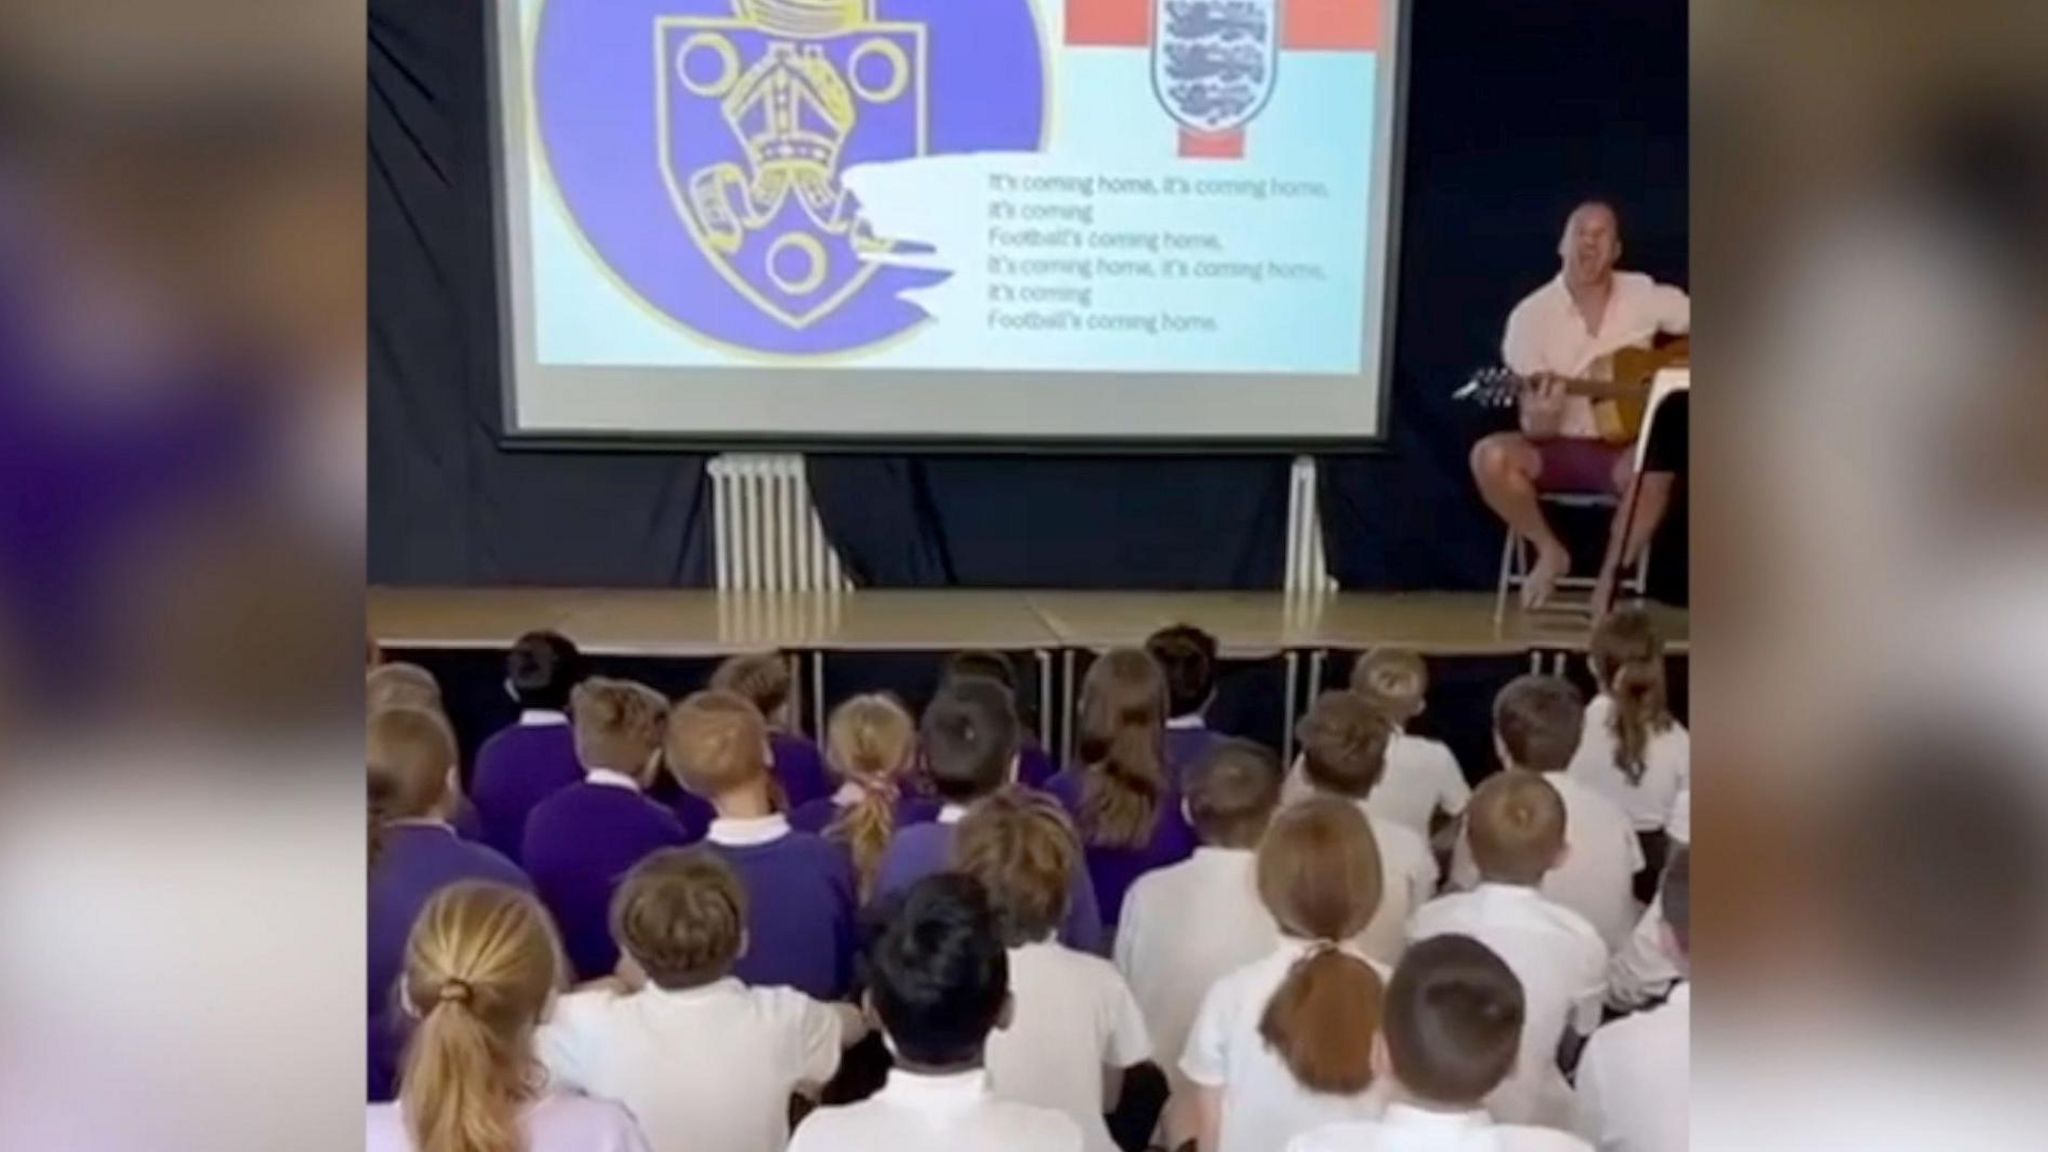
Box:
1558;201;1621;288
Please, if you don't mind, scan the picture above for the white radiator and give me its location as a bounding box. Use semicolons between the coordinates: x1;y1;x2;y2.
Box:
1286;455;1339;595
708;454;853;592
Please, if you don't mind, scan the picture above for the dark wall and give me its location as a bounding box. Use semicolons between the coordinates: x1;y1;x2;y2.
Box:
368;0;1686;592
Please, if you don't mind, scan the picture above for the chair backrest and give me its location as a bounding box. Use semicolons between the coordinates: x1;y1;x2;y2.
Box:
1633;369;1691;472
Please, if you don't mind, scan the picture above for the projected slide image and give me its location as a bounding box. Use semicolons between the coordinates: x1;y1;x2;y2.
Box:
524;0;1382;375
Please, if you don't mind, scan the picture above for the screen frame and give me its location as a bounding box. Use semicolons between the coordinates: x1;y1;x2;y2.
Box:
486;0;1412;455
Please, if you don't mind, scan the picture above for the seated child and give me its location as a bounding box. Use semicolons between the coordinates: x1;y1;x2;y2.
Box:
1294;691;1440;965
711;652;830;809
1568;609;1689;900
1283;935;1592;1152
367;706;531;1102
875;677;1105;953
944;649;1056;788
668;689;859;1001
523;677;696;981
954;790;1153;1152
1451;676;1643;949
1048;648;1197;931
790;694;937;899
470;631;587;858
1408;771;1607;1128
1115;737;1284;1149
1143;624;1225;780
539;848;865;1152
1181;798;1391;1152
1350;649;1471;840
788;874;1084;1152
369;882;648;1152
1575;849;1690;1152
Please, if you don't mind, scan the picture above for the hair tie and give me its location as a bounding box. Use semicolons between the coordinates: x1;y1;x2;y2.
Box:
437;979;473;1005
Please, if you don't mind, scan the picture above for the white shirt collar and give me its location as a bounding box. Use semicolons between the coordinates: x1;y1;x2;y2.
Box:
937;803;969;825
879;1068;992;1110
1166;714;1207;731
644;976;743;1003
1192;845;1254;863
519;709;569;727
1381;1102;1493;1137
584;768;640;792
707;813;791;846
1473;881;1545;901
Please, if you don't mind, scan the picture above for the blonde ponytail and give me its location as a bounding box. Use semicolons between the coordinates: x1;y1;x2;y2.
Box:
824;694;917;898
1075;648;1170;849
399;883;559;1152
1591;608;1672;785
1255;797;1386;1094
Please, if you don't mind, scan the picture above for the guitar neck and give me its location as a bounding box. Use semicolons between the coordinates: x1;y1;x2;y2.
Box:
1552;375;1650;401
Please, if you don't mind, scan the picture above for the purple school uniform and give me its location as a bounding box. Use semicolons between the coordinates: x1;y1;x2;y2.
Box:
522;778;696;981
788;789;942;837
1164;722;1227;786
1046;769;1199;931
470;717;584;859
770;731;832;810
1017;738;1058;789
367;823;531;1101
873;816;1108;954
646;772;718;837
704;819;859;1000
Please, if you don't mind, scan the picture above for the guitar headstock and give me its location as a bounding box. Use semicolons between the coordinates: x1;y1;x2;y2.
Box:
1453;366;1525;408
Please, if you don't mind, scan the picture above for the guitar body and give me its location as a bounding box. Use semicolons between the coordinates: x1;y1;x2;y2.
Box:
1588;338;1689;445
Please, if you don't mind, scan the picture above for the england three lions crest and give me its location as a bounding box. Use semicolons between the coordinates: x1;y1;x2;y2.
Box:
1152;0;1280;133
658;0;927;330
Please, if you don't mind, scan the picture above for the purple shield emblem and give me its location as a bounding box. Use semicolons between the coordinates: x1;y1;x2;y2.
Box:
1152;0;1281;134
658;13;926;330
532;0;1046;357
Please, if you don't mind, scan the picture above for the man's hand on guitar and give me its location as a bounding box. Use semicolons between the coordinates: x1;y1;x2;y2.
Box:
1519;373;1567;436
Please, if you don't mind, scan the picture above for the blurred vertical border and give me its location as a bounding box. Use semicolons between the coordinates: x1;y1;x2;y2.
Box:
0;2;363;1149
1695;1;2048;1147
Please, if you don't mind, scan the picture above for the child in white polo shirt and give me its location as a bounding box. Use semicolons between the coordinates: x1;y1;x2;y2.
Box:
1409;772;1607;1129
1575;850;1691;1152
790;874;1082;1152
1285;935;1592;1152
1569;610;1689;902
953;790;1154;1152
1115;738;1284;1148
1452;676;1644;948
538;848;866;1152
1294;691;1441;966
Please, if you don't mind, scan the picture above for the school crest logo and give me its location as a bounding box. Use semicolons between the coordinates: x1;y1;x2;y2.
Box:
533;0;1044;357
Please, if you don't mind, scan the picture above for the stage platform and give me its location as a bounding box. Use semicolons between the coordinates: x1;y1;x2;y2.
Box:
368;588;1688;658
372;589;1687;763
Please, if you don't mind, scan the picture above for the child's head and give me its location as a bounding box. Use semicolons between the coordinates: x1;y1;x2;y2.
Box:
944;649;1019;692
506;630;584;712
920;676;1021;804
1075;648;1170;849
825;694;918;898
1466;770;1568;885
1376;934;1526;1109
1145;623;1219;721
611;847;747;990
666;689;771;801
398;881;561;1152
1589;608;1673;785
1350;648;1428;726
710;652;795;727
1491;675;1585;774
866;873;1013;1072
951;788;1078;947
1661;847;1691;967
1296;690;1396;800
570;677;670;785
1184;737;1283;849
368;706;458;868
368;661;442;713
1255;797;1387;1094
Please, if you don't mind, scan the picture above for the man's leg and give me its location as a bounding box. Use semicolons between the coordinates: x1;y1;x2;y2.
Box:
1594;454;1675;613
1470;432;1570;608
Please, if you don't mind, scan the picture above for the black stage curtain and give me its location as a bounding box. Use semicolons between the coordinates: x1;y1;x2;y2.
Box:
369;0;713;586
369;0;1683;595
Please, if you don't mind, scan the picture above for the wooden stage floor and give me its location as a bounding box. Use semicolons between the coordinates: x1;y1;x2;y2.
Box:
369;588;1688;658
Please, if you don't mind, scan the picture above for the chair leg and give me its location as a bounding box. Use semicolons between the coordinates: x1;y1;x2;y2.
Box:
1495;528;1519;627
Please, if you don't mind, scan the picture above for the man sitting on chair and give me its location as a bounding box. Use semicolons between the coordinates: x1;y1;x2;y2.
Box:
1469;201;1690;609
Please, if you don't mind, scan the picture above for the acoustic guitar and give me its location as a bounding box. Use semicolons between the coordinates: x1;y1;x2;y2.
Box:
1453;337;1690;445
